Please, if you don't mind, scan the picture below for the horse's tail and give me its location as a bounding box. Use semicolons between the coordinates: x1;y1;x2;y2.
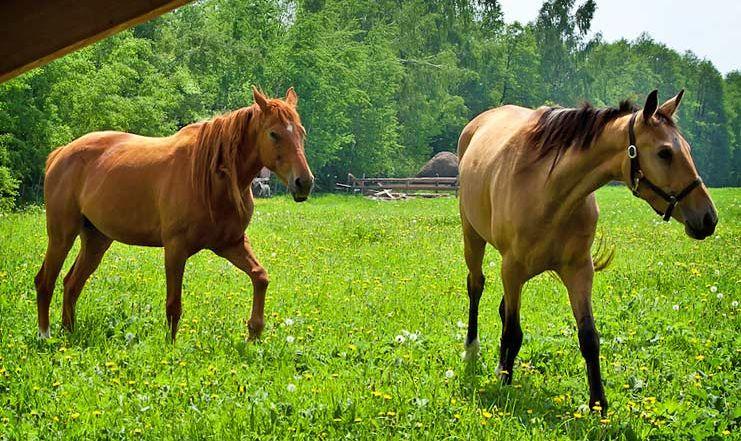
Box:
592;232;615;272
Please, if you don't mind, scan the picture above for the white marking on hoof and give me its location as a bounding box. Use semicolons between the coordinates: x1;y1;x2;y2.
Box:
38;327;50;340
463;339;480;361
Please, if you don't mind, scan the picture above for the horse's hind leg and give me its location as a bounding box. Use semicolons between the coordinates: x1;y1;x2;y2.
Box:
61;224;112;331
559;260;607;415
35;221;78;338
462;216;486;361
497;257;525;384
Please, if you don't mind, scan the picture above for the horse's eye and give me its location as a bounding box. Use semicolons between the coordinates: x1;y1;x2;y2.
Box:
658;148;672;162
269;131;279;141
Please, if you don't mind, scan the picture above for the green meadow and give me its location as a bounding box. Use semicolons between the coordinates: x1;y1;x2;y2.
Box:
0;187;738;440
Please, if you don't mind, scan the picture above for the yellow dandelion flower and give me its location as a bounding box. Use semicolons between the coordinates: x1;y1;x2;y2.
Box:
573;412;583;419
382;393;392;400
482;410;493;419
386;411;396;417
695;355;705;361
70;413;80;420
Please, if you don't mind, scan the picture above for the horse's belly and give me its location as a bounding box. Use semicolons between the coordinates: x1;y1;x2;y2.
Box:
84;207;163;246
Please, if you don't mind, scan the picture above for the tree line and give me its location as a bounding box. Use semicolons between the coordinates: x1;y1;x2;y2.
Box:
0;0;739;210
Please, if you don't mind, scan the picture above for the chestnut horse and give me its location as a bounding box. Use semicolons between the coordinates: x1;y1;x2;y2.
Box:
35;87;314;341
458;90;717;413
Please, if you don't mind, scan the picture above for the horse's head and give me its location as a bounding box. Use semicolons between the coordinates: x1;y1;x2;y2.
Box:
625;90;717;239
252;87;314;202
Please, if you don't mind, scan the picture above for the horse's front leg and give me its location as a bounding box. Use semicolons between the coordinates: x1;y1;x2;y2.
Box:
213;235;269;340
559;260;607;415
164;245;189;342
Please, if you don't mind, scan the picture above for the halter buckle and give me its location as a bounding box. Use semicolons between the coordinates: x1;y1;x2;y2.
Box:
627;145;637;158
630;170;643;193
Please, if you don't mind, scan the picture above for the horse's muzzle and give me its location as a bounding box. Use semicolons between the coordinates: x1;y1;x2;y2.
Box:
685;209;717;240
290;176;314;202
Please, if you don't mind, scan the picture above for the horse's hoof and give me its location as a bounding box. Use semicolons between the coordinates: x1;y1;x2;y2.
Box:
495;365;512;384
38;327;50;340
590;399;608;417
247;320;264;341
463;339;480;362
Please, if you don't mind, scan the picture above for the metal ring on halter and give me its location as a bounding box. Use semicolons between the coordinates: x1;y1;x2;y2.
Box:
627;145;637;158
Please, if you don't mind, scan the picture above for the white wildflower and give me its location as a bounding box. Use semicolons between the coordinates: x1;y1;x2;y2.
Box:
286;335;295;344
673;304;680;311
445;369;455;379
286;383;296;393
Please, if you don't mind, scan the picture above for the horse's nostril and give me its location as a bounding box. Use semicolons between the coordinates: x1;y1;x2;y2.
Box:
703;211;717;228
294;177;302;189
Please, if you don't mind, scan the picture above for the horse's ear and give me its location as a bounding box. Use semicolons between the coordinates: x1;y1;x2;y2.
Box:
642;89;659;122
285;87;298;108
659;89;684;118
252;86;269;111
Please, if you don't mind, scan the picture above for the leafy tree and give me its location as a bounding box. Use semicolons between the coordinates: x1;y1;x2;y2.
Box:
0;0;737;208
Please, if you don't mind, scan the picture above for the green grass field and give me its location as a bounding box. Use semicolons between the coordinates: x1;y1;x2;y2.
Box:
0;188;738;440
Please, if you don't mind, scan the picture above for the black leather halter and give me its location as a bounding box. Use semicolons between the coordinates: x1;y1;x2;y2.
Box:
627;112;702;221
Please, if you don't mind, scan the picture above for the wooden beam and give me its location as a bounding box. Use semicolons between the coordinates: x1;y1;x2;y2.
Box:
0;0;193;83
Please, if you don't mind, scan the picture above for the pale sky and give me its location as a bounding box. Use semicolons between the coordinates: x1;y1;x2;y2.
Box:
498;0;740;75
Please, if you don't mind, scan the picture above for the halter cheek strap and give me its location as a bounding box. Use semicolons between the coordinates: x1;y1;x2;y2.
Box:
627;112;702;222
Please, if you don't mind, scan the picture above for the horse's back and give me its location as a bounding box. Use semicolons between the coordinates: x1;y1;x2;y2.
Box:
44;130;190;245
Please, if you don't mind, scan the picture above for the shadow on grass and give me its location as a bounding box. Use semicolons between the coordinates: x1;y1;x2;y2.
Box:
460;357;642;440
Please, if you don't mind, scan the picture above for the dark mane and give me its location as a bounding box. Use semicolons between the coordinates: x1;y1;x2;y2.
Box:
526;100;638;175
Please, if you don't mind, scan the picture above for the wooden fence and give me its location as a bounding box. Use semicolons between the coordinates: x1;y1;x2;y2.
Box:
336;173;458;195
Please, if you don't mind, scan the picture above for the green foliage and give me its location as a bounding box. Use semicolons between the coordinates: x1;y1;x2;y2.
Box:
0;0;739;206
0;188;738;438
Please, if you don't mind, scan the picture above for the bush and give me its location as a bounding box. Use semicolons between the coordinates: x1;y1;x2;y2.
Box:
0;166;18;212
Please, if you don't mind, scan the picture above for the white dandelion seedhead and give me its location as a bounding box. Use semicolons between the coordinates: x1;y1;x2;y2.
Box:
394;335;405;344
673;304;680;311
732;301;738;308
284;318;294;326
445;369;455;379
286;383;296;393
286;335;295;344
710;286;718;293
717;293;724;300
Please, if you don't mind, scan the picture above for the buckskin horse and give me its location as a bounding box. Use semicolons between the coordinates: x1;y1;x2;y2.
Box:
457;90;717;413
35;87;313;342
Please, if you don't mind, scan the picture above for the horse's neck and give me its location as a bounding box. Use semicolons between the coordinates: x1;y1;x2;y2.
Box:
237;146;263;188
546;117;628;211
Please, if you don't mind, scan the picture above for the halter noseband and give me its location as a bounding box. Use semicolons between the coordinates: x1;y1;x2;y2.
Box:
627;112;702;222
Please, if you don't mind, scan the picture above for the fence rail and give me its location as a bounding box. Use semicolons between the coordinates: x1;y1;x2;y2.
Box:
337;173;458;195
